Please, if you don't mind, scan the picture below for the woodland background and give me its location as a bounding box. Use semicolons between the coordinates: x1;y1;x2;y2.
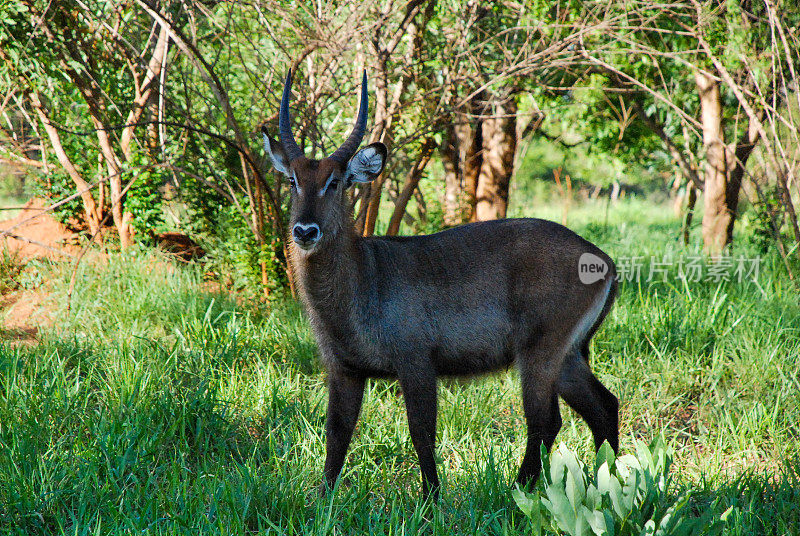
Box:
1;0;799;289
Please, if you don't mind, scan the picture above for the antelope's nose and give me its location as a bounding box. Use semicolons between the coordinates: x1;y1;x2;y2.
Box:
292;223;321;247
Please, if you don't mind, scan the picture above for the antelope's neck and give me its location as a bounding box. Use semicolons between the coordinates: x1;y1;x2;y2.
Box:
293;231;365;328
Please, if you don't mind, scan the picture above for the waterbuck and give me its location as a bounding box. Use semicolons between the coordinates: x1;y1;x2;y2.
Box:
262;71;619;499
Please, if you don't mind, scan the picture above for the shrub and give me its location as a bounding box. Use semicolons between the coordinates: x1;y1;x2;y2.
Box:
0;247;24;294
512;439;732;536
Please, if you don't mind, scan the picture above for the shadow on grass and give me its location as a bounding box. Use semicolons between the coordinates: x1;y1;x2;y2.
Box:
0;326;38;343
0;330;325;535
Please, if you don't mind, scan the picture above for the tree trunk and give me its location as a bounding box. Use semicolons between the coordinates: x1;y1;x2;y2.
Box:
31;95;102;235
359;1;431;236
442;118;481;225
682;182;697;245
726;111;761;226
696;72;762;255
462;107;483;222
696;72;731;255
359;49;391;236
441;124;463;226
474;95;517;221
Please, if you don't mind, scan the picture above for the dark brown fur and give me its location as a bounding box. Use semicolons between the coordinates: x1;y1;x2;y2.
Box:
281;155;619;499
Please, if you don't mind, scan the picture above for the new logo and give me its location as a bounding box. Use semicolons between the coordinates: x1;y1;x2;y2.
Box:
578;253;608;284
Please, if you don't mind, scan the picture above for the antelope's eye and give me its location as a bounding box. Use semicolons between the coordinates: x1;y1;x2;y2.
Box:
288;177;297;189
328;178;340;191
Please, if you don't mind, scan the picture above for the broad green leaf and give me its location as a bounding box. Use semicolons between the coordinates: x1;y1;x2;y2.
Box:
512;487;536;518
562;444;587;501
604;467;625;518
545;483;578;534
603;511;616;536
512;487;542;536
540;442;551;483
575;508;592;536
585;484;602;510
595;442;616;475
635;440;655;473
581;505;610;536
549;443;567;484
621;470;641;514
617;454;641;473
639;519;656;536
596;462;613;494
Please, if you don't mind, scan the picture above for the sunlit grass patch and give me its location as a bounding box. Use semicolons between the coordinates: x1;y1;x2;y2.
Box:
1;200;799;534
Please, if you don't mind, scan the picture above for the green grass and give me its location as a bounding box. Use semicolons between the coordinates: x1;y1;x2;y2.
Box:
1;199;799;534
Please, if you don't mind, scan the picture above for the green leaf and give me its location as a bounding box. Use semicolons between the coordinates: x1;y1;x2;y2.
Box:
540;442;551;483
639;519;656;536
550;442;567;484
581;505;610;536
596;462;613;493
512;487;535;518
720;506;733;522
575;508;592;536
603;511;616;536
602;466;626;518
545;483;578;534
653;498;684;536
586;484;602;510
635;440;655;474
512;486;542;536
562;444;587;503
595;442;616;476
621;470;641;515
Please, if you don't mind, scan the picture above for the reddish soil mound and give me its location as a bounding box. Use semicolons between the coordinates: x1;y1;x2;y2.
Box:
0;198;80;260
0;289;51;345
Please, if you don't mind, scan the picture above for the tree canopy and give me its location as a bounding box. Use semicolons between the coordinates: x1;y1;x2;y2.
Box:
1;0;798;289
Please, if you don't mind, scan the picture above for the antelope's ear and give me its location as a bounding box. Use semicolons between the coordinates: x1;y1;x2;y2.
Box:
261;126;291;176
345;143;387;186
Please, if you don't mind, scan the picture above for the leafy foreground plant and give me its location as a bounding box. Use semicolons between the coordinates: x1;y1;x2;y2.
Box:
512;439;733;536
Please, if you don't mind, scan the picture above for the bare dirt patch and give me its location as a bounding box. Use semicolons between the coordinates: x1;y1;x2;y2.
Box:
0;288;53;345
0;198;80;260
0;198;67;343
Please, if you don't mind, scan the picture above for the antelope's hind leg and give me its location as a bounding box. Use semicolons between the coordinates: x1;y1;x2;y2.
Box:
558;350;619;452
515;340;566;487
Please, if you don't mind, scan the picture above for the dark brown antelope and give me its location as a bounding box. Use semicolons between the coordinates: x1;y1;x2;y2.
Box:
262;70;619;499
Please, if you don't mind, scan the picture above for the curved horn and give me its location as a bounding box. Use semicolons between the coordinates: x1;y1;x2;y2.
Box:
329;71;369;163
279;70;305;162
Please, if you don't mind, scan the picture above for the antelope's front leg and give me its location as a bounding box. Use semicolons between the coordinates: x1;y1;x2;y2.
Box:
399;369;440;500
322;366;365;492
